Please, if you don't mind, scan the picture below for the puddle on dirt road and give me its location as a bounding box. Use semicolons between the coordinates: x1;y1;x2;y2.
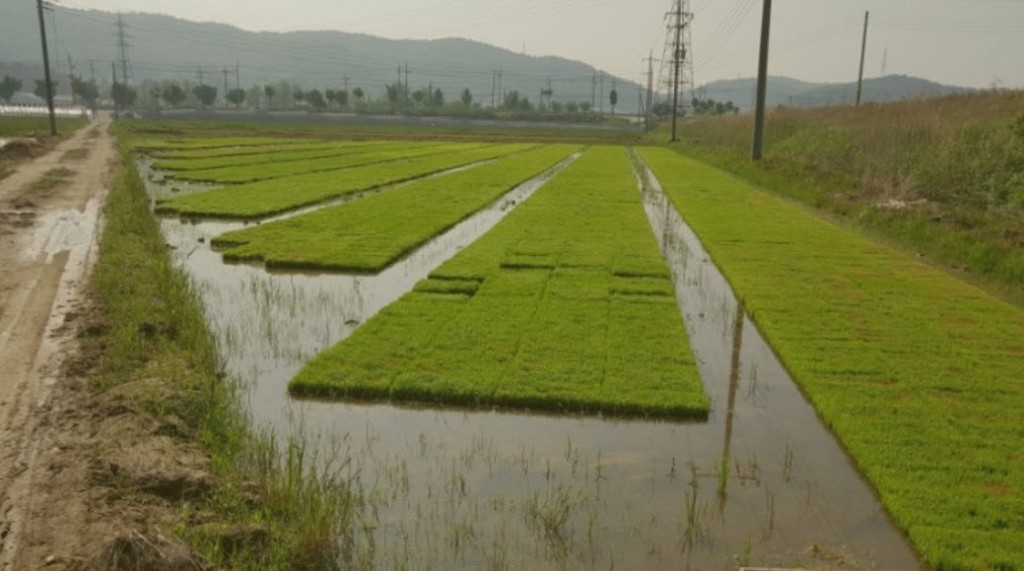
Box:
147;155;920;570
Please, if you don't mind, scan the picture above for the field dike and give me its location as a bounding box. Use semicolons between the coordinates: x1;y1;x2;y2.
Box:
66;143;356;569
141;136;924;568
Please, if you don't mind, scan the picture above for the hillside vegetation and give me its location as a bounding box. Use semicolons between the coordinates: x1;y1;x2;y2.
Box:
670;91;1024;305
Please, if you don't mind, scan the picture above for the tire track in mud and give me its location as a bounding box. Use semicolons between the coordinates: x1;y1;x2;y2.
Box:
0;116;113;570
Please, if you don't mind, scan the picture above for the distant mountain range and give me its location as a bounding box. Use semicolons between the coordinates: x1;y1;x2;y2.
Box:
698;75;976;111
0;3;638;107
0;3;975;113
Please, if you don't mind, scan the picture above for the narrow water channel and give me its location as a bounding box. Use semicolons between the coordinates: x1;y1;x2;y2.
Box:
145;152;920;570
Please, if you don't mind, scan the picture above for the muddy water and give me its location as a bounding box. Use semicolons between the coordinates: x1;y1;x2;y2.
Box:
147;156;920;570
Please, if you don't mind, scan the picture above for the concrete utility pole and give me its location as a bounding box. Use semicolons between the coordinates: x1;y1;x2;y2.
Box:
222;68;229;109
66;52;76;105
36;0;57;136
670;0;683;141
111;61;118;119
644;51;655;131
856;10;869;106
751;0;772;161
591;70;596;110
491;70;496;108
403;63;410;102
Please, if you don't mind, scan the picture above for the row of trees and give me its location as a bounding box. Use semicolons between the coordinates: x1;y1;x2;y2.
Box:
3;73;644;121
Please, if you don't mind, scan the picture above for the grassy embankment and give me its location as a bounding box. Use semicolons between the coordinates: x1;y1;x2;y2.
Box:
92;140;356;568
662;91;1024;306
640;148;1024;570
0;116;88;137
154;143;532;219
165;141;493;184
211;144;577;272
0;117;89;178
290;146;708;418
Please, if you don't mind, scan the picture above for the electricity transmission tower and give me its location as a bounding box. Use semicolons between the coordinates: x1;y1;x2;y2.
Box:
114;13;132;85
658;0;694;141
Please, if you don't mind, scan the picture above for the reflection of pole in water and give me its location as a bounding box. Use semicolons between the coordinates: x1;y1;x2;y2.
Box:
720;302;745;504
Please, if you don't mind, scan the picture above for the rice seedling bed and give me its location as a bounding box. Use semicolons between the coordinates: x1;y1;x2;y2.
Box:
147;140;318;161
211;145;578;272
289;146;708;418
152;140;392;171
131;136;304;152
165;141;495;184
154;143;532;219
639;147;1024;570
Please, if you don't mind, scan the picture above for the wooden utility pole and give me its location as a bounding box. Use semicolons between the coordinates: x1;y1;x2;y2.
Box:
36;0;57;136
856;11;869;106
751;0;772;161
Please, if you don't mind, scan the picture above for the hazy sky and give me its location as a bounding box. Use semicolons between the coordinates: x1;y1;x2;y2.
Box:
56;0;1024;89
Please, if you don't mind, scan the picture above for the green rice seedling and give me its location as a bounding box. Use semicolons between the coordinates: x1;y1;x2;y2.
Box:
639;147;1024;570
210;145;577;272
131;136;304;152
155;143;532;219
166;141;483;183
147;140;320;161
152;140;392;171
289;146;708;419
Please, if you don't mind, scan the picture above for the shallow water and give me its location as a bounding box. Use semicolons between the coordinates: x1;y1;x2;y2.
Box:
147;153;920;570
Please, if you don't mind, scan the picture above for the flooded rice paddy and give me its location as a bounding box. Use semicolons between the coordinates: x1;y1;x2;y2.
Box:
145;155;919;570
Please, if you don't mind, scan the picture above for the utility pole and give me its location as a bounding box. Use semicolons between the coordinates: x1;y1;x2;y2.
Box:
397;65;402;97
115;13;130;85
590;71;596;110
197;66;204;84
644;51;655;131
599;72;604;114
235;60;241;91
36;0;57;136
855;10;869;106
491;70;496;108
403;63;410;102
497;68;503;101
222;68;230;109
670;0;683;141
66;52;76;105
89;61;96;83
751;0;772;161
343;74;350;93
111;61;119;119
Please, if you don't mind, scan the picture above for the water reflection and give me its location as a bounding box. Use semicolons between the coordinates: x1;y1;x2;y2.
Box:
143;151;920;570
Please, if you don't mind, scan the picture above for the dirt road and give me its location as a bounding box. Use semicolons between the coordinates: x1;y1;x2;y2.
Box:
0;116;114;569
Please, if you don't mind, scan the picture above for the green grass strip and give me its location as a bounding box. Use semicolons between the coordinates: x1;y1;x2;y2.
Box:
638;147;1024;570
167;141;479;184
289;146;708;419
211;145;579;272
155;143;532;219
0;117;88;137
152;140;391;171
